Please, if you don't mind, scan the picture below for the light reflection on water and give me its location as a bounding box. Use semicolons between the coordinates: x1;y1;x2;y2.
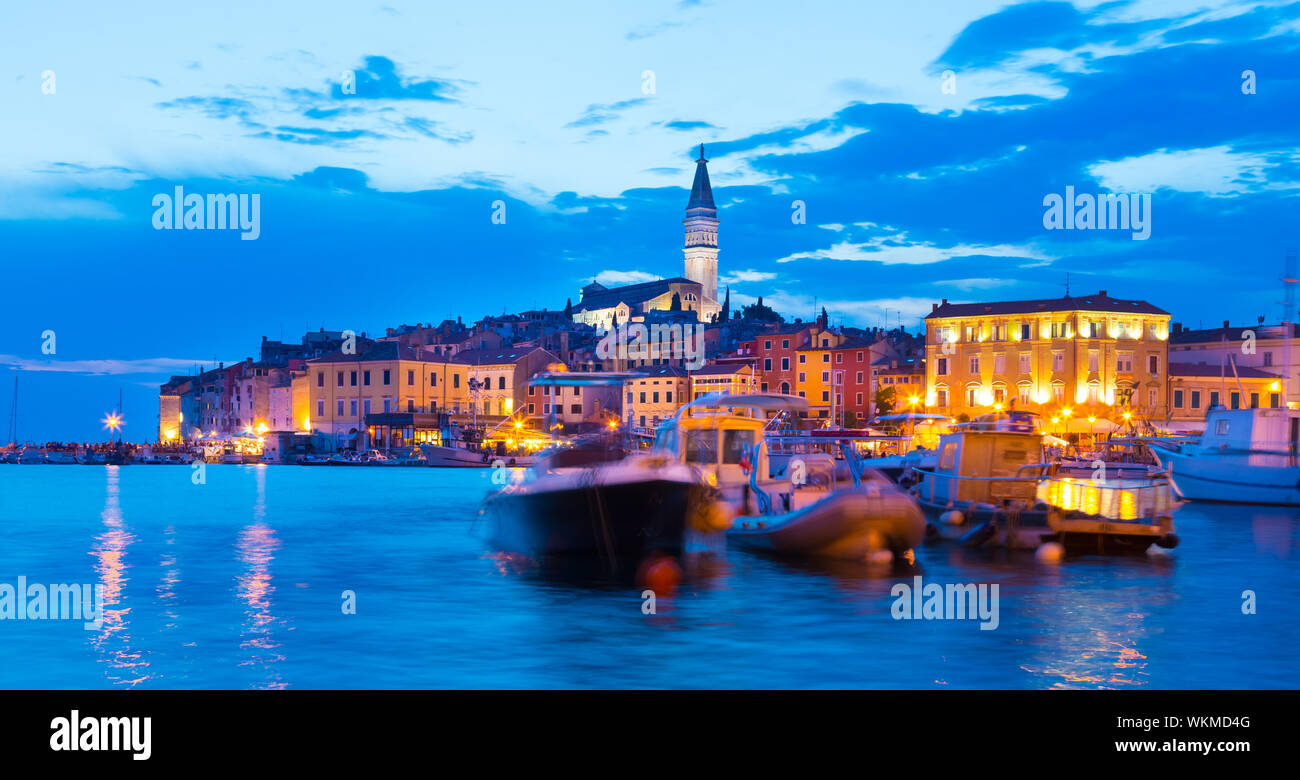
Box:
89;466;155;687
0;466;1294;689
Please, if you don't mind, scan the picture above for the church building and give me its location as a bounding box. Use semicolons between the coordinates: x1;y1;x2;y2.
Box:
571;145;723;328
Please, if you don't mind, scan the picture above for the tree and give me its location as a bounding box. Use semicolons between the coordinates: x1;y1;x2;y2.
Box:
720;287;730;322
741;295;781;323
563;298;573;319
874;386;897;415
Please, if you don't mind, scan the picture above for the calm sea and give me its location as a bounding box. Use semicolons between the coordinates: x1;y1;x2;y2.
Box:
0;465;1295;689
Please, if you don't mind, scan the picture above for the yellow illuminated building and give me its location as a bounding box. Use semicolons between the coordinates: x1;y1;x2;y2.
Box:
295;342;469;442
924;291;1170;424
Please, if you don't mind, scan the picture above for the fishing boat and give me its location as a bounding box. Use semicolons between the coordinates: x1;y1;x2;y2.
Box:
653;393;925;559
17;446;44;464
1147;406;1300;505
44;451;78;464
357;449;400;465
907;411;1179;555
479;371;715;567
1050;436;1165;480
300;453;332;466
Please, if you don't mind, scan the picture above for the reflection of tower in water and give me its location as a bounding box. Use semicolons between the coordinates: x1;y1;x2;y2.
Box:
236;466;286;689
91;466;154;686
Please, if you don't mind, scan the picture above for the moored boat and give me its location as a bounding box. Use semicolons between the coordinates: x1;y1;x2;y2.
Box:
1148;406;1300;505
654;393;925;559
908;411;1179;555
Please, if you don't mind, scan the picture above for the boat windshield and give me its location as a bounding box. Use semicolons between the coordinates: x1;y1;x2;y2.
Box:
722;429;757;464
685;429;719;464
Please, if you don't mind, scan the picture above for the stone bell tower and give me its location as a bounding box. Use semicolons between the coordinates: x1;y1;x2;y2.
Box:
683;144;719;307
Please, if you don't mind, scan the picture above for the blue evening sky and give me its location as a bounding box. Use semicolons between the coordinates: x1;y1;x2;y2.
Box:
1;0;1298;441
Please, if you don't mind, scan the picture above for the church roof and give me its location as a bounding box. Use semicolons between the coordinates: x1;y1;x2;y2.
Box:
686;144;715;212
573;276;698;312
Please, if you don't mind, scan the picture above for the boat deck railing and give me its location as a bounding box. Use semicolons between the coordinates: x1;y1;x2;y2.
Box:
911;463;1176;521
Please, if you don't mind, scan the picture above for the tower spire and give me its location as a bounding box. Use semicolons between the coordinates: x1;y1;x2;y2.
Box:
683;147;719;315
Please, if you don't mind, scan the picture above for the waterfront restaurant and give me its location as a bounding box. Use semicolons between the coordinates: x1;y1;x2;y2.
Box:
364;411;445;450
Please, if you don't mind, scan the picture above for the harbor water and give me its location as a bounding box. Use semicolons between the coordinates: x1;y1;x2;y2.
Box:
0;465;1296;689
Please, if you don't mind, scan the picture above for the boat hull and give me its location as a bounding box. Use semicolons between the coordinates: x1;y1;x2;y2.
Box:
917;500;1172;554
1155;449;1300;506
727;487;925;559
481;473;706;561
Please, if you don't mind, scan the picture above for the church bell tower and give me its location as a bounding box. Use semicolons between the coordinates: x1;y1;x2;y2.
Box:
683;144;719;306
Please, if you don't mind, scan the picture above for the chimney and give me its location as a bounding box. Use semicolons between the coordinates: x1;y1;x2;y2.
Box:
1224;320;1230;329
931;303;939;312
1099;289;1107;297
941;298;949;305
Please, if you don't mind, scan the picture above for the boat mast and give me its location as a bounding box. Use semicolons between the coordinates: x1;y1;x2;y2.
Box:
6;376;16;446
1281;249;1297;409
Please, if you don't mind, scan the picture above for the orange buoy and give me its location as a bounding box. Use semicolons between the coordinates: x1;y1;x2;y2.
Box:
639;556;682;595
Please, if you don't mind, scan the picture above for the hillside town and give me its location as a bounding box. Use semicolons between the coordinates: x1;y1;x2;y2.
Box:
152;148;1292;463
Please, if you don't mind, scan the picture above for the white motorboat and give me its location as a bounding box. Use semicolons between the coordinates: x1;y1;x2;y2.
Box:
1148;406;1300;506
654;393;925;559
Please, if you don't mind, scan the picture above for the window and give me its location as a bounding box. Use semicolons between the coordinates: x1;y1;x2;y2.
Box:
798;372;806;383
1117;353;1133;372
350;371;357;387
764;358;772;371
821;371;829;383
350;400;357;417
1088;351;1099;373
993;386;1006;404
363;399;371;415
969;355;980;373
856;392;864;405
1251;393;1260;409
856;371;864;383
1148;355;1159;376
453;374;461;388
764;340;772;350
937;357;949;376
1021;323;1032;340
1264;352;1274;367
938;442;958;470
1017;385;1031;405
1052;352;1064;372
798;354;806;364
1271;393;1280;408
430;372;437;387
363;370;371;386
1052;383;1065;402
835;353;843;364
336;400;344;416
1231;392;1241;409
639;392;646;403
316;372;324;388
966;387;979;406
316;400;324;417
1148;387;1158;408
1174;389;1184;408
336;371;344;387
1191;390;1201;409
1210;391;1220;408
383;370;391;385
822;353;829;363
781;357;790;371
722;429;756;464
821;391;829;402
856;351;864;362
782;340;790;349
994;353;1005;374
1018;353;1031;374
936;389;948;407
408;370;415;386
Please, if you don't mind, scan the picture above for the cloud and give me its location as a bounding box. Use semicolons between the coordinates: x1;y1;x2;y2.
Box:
776;230;1051;266
0;356;215;376
590;270;660;286
566;98;651;128
662;120;717;131
329;55;461;101
719;270;777;284
1088;145;1300;197
932;277;1020;291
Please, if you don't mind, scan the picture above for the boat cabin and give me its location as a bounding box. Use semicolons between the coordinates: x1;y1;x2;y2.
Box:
1197;406;1300;465
653;393;807;486
923;429;1045;506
